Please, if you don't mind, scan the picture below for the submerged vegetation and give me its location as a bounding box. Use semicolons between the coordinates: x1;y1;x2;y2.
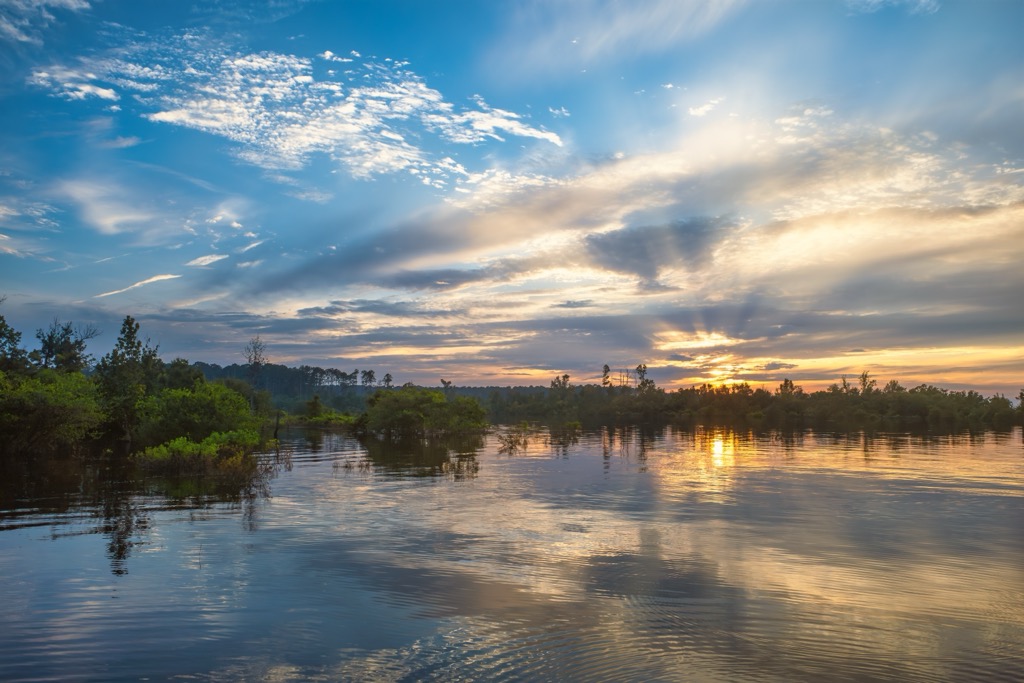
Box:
137;430;263;478
356;385;487;439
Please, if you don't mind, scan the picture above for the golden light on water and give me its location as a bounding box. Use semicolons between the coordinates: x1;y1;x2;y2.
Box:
711;435;725;467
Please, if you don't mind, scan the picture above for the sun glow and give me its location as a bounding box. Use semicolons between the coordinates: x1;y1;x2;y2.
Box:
655;331;746;351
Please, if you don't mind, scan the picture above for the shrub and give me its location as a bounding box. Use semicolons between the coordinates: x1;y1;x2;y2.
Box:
135;429;261;476
0;369;104;456
137;381;257;448
359;386;487;438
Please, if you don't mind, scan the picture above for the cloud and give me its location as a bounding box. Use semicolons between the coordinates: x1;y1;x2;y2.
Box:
186;254;229;267
759;361;797;371
0;0;89;45
688;97;723;117
94;273;181;298
585;217;731;281
57;179;159;235
98;136;142;149
424;95;562;147
32;31;561;186
491;0;747;77
29;66;119;100
552;300;594;309
846;0;940;14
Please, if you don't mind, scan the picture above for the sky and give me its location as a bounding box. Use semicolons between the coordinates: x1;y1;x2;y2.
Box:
1;0;1023;394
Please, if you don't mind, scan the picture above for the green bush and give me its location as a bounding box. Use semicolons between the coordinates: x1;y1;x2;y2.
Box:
137;380;257;448
0;369;104;456
136;429;261;476
359;386;487;438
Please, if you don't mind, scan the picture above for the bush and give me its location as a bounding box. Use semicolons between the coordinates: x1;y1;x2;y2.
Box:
0;369;104;456
137;380;257;448
359;386;487;438
135;429;261;476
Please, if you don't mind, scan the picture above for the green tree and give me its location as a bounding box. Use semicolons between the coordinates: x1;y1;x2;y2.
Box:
94;316;160;443
137;380;257;447
0;369;104;455
360;386;486;438
160;357;204;390
305;394;325;418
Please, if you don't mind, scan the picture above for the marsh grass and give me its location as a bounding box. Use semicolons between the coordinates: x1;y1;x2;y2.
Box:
496;422;532;453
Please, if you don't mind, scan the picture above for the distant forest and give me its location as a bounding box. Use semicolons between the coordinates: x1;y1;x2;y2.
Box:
198;357;1024;433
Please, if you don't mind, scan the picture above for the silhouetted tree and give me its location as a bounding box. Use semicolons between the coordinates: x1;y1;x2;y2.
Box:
0;298;29;374
30;317;99;373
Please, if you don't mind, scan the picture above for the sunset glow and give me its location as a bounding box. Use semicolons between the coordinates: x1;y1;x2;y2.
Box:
1;0;1021;394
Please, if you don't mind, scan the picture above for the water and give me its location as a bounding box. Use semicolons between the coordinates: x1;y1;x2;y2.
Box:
1;426;1022;682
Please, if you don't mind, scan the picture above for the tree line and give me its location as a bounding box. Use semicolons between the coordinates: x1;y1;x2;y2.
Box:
2;301;1021;462
483;367;1024;432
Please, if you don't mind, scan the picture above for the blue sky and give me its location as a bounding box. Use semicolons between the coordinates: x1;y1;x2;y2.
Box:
1;0;1023;393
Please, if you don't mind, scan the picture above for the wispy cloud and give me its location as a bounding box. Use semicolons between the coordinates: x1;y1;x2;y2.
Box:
57;178;159;235
98;136;142;149
95;273;181;298
186;254;228;267
846;0;940;14
491;0;746;77
688;97;724;117
0;0;89;45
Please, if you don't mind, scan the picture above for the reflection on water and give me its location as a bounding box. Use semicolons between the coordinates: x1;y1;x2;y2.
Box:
0;427;1022;682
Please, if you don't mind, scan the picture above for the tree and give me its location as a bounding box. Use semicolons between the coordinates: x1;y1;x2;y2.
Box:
30;318;99;373
602;364;611;387
94;316;160;443
775;378;803;396
859;371;877;395
551;374;571;391
0;369;103;455
382;373;393;388
137;380;257;447
883;379;906;394
635;364;646;382
636;363;656;392
359;386;486;438
361;369;376;387
0;298;29;374
160;357;204;390
244;334;266;388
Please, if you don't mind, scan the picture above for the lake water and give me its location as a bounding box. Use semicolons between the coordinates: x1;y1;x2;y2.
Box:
1;426;1022;682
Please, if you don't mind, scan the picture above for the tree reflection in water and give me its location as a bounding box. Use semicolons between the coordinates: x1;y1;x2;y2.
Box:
0;450;279;574
357;433;483;479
